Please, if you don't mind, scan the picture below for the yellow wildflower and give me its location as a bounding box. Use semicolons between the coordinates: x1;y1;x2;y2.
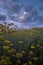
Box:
19;41;23;44
30;45;36;49
15;52;23;59
0;36;5;41
21;51;25;54
28;61;32;65
29;51;34;55
3;45;10;50
1;56;5;59
16;60;21;64
10;44;14;46
33;57;38;61
3;40;11;44
6;57;10;61
8;48;16;55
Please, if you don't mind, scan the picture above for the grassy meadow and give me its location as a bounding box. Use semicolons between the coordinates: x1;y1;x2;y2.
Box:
0;23;43;65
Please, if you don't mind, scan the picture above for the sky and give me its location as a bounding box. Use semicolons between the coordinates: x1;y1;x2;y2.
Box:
0;0;43;28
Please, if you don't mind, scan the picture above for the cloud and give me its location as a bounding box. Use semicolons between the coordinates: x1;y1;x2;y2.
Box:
0;0;21;13
39;6;43;11
0;0;43;27
19;8;38;23
24;4;33;12
37;16;43;22
0;0;19;3
0;14;6;21
0;0;22;21
11;4;21;13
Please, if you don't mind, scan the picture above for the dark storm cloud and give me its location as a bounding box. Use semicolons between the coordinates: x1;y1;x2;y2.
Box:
12;0;20;2
24;4;33;12
0;0;39;22
0;0;43;27
20;6;39;23
39;6;43;10
10;4;21;13
0;0;21;13
21;3;43;24
24;4;38;15
0;0;21;21
37;16;43;21
0;14;6;21
0;0;19;2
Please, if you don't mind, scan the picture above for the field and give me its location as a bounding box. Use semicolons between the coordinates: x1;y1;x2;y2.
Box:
0;24;43;65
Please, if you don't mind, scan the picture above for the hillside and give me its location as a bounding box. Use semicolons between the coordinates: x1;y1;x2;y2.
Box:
0;24;43;65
